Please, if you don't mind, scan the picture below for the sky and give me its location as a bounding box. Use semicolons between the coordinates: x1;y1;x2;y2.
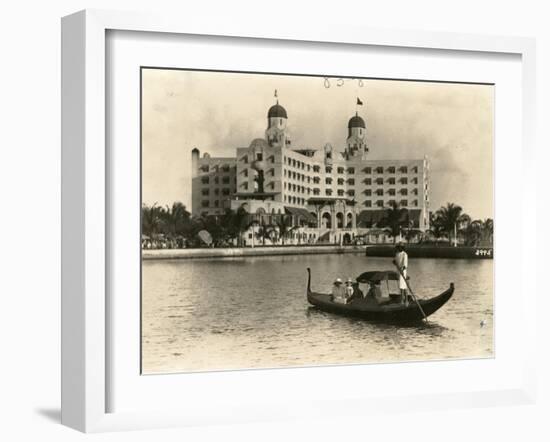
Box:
142;68;494;220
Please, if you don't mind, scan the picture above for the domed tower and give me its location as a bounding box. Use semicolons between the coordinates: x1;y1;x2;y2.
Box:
346;112;368;157
266;101;291;148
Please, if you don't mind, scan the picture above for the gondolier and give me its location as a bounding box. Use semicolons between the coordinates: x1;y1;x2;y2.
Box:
394;243;408;306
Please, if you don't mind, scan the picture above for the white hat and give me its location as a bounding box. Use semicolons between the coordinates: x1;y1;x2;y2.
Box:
346;277;353;283
334;278;343;284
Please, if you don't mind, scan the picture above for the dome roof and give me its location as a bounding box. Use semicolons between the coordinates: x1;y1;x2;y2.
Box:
249;138;269;149
348;114;366;129
268;103;287;119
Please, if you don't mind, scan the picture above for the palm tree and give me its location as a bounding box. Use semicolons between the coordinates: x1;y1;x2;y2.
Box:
379;202;409;243
481;218;494;245
275;214;297;245
463;219;483;246
163;202;191;237
141;203;164;239
433;203;471;246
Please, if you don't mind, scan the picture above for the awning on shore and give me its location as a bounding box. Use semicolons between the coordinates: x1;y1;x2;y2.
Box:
284;206;317;224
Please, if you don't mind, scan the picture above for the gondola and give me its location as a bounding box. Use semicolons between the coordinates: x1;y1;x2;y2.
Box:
306;268;454;323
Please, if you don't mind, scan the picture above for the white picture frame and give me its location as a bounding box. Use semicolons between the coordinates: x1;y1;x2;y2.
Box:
61;9;537;433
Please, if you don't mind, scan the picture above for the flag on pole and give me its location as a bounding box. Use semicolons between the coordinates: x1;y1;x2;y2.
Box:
357;97;363;105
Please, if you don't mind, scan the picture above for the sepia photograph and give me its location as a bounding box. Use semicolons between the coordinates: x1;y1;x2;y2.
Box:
140;68;494;374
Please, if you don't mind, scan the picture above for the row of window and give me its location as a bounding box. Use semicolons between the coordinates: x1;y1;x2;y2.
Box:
364;188;418;196
364;166;419;174
200;164;234;173
201;188;232;196
364;200;420;208
284;195;307;205
366;177;419;185
201;176;234;185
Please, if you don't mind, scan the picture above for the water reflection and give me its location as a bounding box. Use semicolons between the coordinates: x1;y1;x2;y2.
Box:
142;254;493;373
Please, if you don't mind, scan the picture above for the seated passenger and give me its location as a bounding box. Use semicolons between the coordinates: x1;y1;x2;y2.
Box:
365;281;384;305
345;278;355;300
351;281;364;301
331;278;347;304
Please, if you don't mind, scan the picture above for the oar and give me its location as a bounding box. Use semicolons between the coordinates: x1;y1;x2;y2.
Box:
392;261;429;323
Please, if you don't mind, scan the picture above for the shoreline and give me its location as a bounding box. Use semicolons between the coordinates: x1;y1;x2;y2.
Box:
142;245;366;260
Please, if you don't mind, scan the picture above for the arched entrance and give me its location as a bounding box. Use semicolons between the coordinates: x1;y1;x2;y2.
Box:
321;212;331;229
336;212;344;228
343;233;352;244
346;212;353;228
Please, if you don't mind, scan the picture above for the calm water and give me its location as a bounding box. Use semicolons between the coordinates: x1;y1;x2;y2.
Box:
142;254;493;374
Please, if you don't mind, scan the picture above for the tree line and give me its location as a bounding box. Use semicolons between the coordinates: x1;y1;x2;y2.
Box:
142;201;493;248
380;201;493;246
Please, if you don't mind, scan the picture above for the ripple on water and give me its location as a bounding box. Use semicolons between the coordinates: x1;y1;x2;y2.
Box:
141;255;494;373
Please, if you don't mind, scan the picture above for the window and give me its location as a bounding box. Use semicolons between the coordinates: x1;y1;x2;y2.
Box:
364;178;372;185
376;178;383;185
376;189;384;196
348;167;355;174
222;188;230;196
337;178;344;185
388;177;395;185
364;167;372;174
201;189;209;196
337;167;344;174
314;188;320;195
201;200;209;207
243;170;248;177
214;177;219;184
201;177;209;185
348;190;355;196
325;166;332;173
365;200;372;207
388;189;395;196
222;165;230;172
400;199;408;206
412;166;418;173
376;167;384;174
202;165;210;172
313;165;320;173
337;189;344;196
242;182;248;190
326;177;332;185
222;176;230;184
365;189;372;196
376;200;384;207
413;188;419;195
401;188;408;195
313;177;320;184
326;189;333;196
401;177;408;185
400;166;408;173
348;178;355;185
243;156;248;164
214;189;219;195
214;200;219;207
388;166;395;174
413;200;418;207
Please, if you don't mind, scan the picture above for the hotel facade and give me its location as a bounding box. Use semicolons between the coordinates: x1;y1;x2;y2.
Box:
191;101;430;245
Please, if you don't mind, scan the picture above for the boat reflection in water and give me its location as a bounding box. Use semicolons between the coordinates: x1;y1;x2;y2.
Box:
141;254;493;374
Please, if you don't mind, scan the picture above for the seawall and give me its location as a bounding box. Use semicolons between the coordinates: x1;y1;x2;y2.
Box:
142;245;366;260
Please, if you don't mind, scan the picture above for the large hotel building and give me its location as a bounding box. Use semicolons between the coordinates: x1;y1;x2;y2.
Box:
191;100;430;245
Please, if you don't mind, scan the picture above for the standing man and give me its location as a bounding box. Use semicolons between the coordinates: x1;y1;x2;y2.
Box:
394;243;409;306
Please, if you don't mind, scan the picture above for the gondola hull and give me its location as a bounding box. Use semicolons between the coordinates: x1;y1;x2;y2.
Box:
306;268;454;323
